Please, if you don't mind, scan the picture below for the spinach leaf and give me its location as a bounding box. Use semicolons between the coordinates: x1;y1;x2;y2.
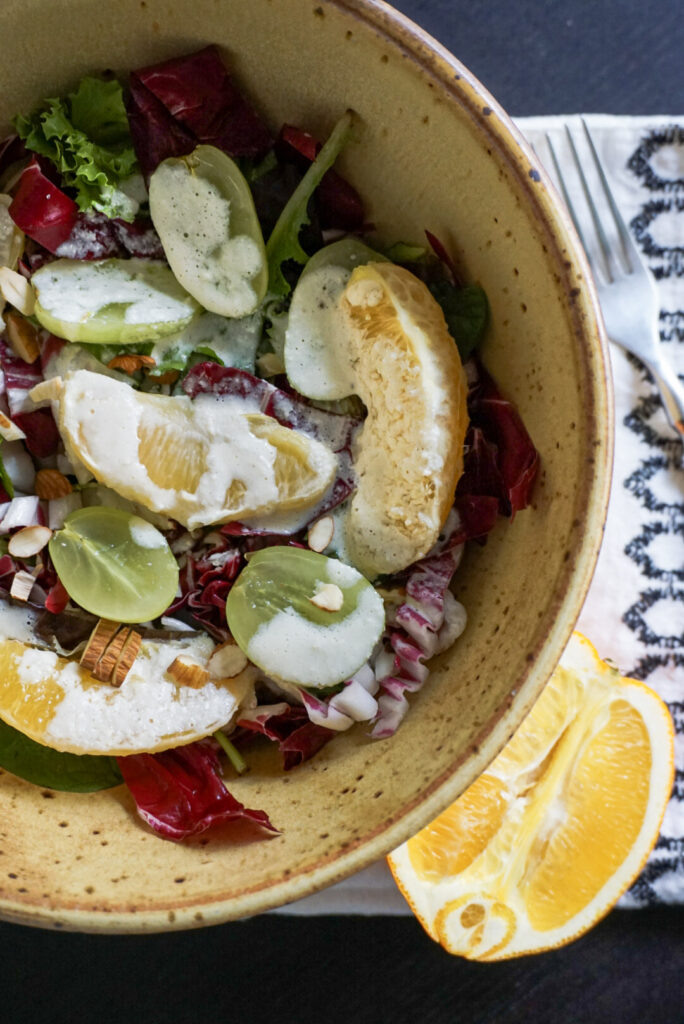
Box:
0;717;122;792
429;282;489;361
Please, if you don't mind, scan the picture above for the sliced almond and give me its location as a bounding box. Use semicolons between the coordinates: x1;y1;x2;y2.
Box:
7;524;52;559
0;411;26;442
0;267;34;316
28;377;63;405
147;369;180;387
309;582;344;612
208;641;248;679
3;310;40;363
80;619;120;672
92;627;132;682
107;353;156;375
256;351;285;377
307;515;335;553
167;654;210;689
34;468;73;500
9;569;36;602
112;629;143;687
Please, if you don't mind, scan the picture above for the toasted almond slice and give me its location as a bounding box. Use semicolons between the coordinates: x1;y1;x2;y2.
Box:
309;582;344;612
0;411;26;442
9;569;36;602
256;351;286;377
307;515;335;553
80;619;120;672
208;640;248;679
0;267;34;316
147;369;180;387
167;654;210;689
107;354;157;374
7;525;52;559
34;468;73;500
29;377;63;405
112;629;143;687
3;310;40;363
93;627;131;682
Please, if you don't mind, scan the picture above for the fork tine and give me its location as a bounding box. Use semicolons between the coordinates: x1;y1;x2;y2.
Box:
580;118;634;272
545;132;591;256
563;125;620;284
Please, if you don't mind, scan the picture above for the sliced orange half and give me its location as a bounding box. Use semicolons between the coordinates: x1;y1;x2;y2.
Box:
388;632;674;960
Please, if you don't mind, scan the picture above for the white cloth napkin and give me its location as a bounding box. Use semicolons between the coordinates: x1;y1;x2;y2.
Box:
275;115;684;915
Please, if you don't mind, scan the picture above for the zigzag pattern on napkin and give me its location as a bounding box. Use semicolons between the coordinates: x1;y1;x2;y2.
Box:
619;125;684;906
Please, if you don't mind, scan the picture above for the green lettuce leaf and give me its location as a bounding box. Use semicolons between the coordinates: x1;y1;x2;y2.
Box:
14;76;139;221
265;110;356;297
0;717;122;792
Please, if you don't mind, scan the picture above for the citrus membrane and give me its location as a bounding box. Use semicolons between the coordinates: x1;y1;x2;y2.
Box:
226;546;385;689
48;506;179;623
388;633;675;960
149;145;268;318
32;257;201;344
55;369;338;529
284;237;386;399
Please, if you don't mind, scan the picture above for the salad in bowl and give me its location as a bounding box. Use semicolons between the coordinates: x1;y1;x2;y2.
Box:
0;46;538;843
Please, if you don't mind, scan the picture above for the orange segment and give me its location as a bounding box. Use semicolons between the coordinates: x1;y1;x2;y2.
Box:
408;774;508;881
0;634;256;756
56;369;338;530
388;632;674;960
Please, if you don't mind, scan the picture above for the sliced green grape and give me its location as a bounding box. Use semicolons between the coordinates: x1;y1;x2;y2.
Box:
284;238;387;400
226;546;385;689
149;145;268;319
48;507;179;623
32;257;201;345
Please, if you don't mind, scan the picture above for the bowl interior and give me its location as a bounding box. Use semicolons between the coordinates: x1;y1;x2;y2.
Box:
0;0;611;931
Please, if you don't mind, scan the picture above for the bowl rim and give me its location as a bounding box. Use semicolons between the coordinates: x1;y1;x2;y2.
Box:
0;0;614;932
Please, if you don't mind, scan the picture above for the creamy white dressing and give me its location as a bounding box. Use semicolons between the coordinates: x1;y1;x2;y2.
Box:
149;162;262;318
247;585;385;689
59;370;284;529
0;603;39;644
33;258;197;327
129;519;166;549
284;264;356;400
150;310;262;372
9;634;250;753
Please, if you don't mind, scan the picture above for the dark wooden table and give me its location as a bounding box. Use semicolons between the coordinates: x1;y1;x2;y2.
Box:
2;3;683;1022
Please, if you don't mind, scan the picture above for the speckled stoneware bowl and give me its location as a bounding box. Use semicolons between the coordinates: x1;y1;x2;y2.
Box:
0;0;612;931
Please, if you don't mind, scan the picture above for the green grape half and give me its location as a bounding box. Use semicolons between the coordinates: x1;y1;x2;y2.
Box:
32;257;201;345
226;546;385;689
149;145;268;319
48;507;179;623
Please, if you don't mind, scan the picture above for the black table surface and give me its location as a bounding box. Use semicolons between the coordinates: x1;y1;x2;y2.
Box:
3;3;683;1023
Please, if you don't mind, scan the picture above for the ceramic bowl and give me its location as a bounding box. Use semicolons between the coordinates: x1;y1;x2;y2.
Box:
0;0;611;931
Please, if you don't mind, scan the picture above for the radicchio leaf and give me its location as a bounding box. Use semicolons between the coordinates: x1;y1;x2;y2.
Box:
127;46;272;180
459;360;539;517
237;704;335;770
9;156;78;252
117;740;278;841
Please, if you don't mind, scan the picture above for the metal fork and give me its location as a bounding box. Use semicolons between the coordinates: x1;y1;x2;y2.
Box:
545;120;684;442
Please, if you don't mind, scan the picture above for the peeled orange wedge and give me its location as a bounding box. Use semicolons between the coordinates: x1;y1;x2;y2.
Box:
388;633;674;960
340;263;468;576
55;370;337;529
0;631;256;756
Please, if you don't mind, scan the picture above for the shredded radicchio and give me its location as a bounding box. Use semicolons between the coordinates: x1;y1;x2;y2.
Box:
236;704;335;770
116;740;278;841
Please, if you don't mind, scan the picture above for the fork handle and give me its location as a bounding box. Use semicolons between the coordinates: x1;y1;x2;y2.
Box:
645;357;684;440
